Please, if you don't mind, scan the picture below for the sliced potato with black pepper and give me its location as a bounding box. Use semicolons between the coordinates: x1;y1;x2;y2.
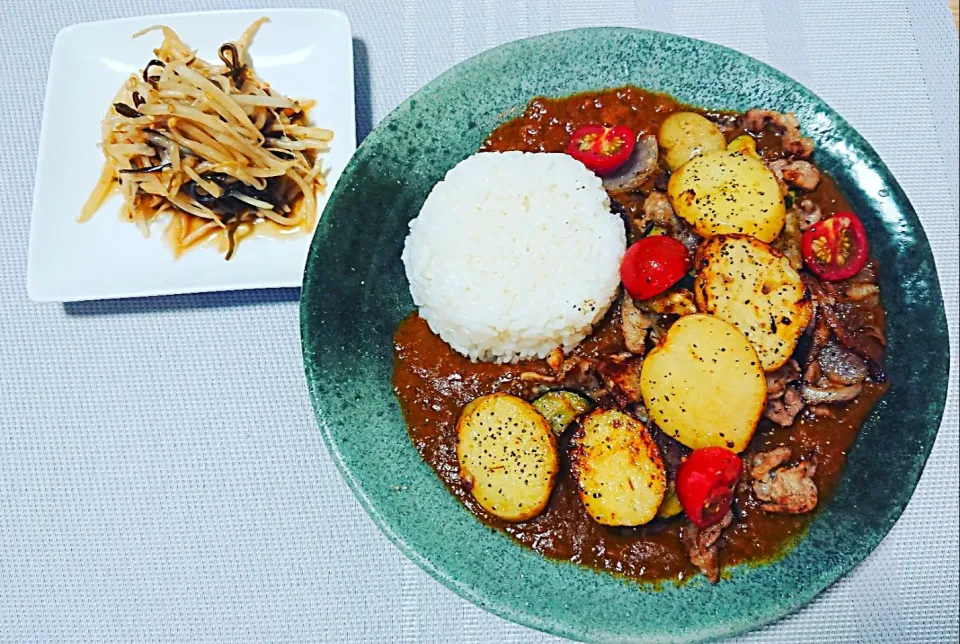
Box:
532;390;592;435
727;134;759;157
658;112;727;170
457;393;558;522
668;150;785;243
640;314;766;452
694;235;813;371
569;409;666;526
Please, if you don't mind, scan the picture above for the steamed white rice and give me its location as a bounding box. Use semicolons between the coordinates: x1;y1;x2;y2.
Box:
401;151;626;363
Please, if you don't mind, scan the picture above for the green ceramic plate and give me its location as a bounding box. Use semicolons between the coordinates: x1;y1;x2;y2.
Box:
301;28;949;643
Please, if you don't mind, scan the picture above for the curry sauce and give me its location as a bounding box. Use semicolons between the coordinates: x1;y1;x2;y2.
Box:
392;86;888;584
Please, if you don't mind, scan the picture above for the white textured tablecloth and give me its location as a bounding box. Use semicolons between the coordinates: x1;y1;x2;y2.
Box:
0;1;957;641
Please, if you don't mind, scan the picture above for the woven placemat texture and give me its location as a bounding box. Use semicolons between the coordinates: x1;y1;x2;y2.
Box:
0;1;956;641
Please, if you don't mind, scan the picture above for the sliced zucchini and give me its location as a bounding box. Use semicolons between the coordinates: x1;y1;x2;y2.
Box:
457;393;559;522
656;481;684;519
532;390;593;436
569;409;666;527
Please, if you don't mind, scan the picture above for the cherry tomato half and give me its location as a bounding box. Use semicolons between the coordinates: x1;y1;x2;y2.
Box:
566;124;636;175
676;447;743;529
620;236;691;300
801;211;869;281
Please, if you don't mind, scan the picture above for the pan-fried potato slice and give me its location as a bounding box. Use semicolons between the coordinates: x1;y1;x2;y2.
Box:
727;134;759;157
457;393;558;522
668;150;785;243
640;314;766;452
694;234;813;371
569;409;666;526
658;112;727;170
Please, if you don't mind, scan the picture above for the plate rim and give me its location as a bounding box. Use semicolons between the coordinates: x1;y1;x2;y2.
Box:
301;26;950;643
27;7;355;303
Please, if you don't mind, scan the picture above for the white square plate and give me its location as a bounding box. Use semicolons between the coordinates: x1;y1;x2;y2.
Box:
28;9;355;302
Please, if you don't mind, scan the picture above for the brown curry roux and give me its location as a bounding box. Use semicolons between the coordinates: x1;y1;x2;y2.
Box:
392;86;888;583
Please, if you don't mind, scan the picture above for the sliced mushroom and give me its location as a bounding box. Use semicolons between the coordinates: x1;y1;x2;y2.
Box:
602;134;659;192
800;382;863;404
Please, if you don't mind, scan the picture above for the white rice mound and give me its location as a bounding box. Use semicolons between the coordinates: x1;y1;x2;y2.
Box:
401;151;626;363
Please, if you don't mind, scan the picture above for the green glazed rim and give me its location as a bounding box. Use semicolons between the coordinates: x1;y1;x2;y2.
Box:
301;28;949;643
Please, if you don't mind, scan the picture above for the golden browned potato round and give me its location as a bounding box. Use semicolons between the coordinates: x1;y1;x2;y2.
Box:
640;314;766;452
657;112;727;171
727;134;759;157
668;150;785;243
569;409;666;526
694;235;813;371
456;393;558;522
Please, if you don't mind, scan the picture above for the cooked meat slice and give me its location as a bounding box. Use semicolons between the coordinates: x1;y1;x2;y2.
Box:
783;160;820;191
642;191;675;226
606;351;636;364
783;131;816;159
750;446;792;480
774;200;821;269
797;199;823;231
769;159;820;191
621;296;654;355
638;191;700;254
767;161;789;195
641;288;696;316
801;271;830;303
817;340;868;385
556;355;604;394
807;405;836;418
764;360;805;426
520;371;557;384
802;273;886;381
742;108;778;133
765;359;801;399
803;307;833;367
802;275;861;348
649;424;689;479
546;347;564;372
764;384;804;426
801;381;863;404
598;356;644;406
774;206;803;270
742;109;815;159
652;170;670;192
751;448;818;514
682;510;733;583
844;283;880;301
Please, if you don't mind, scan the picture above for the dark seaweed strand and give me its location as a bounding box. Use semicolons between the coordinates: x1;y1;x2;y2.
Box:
118;162;171;175
218;43;247;88
223;219;241;261
142;59;166;85
113;103;143;118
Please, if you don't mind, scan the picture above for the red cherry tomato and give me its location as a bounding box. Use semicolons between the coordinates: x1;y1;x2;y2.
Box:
801;211;869;281
676;447;743;529
620;236;691;300
566;124;636;175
